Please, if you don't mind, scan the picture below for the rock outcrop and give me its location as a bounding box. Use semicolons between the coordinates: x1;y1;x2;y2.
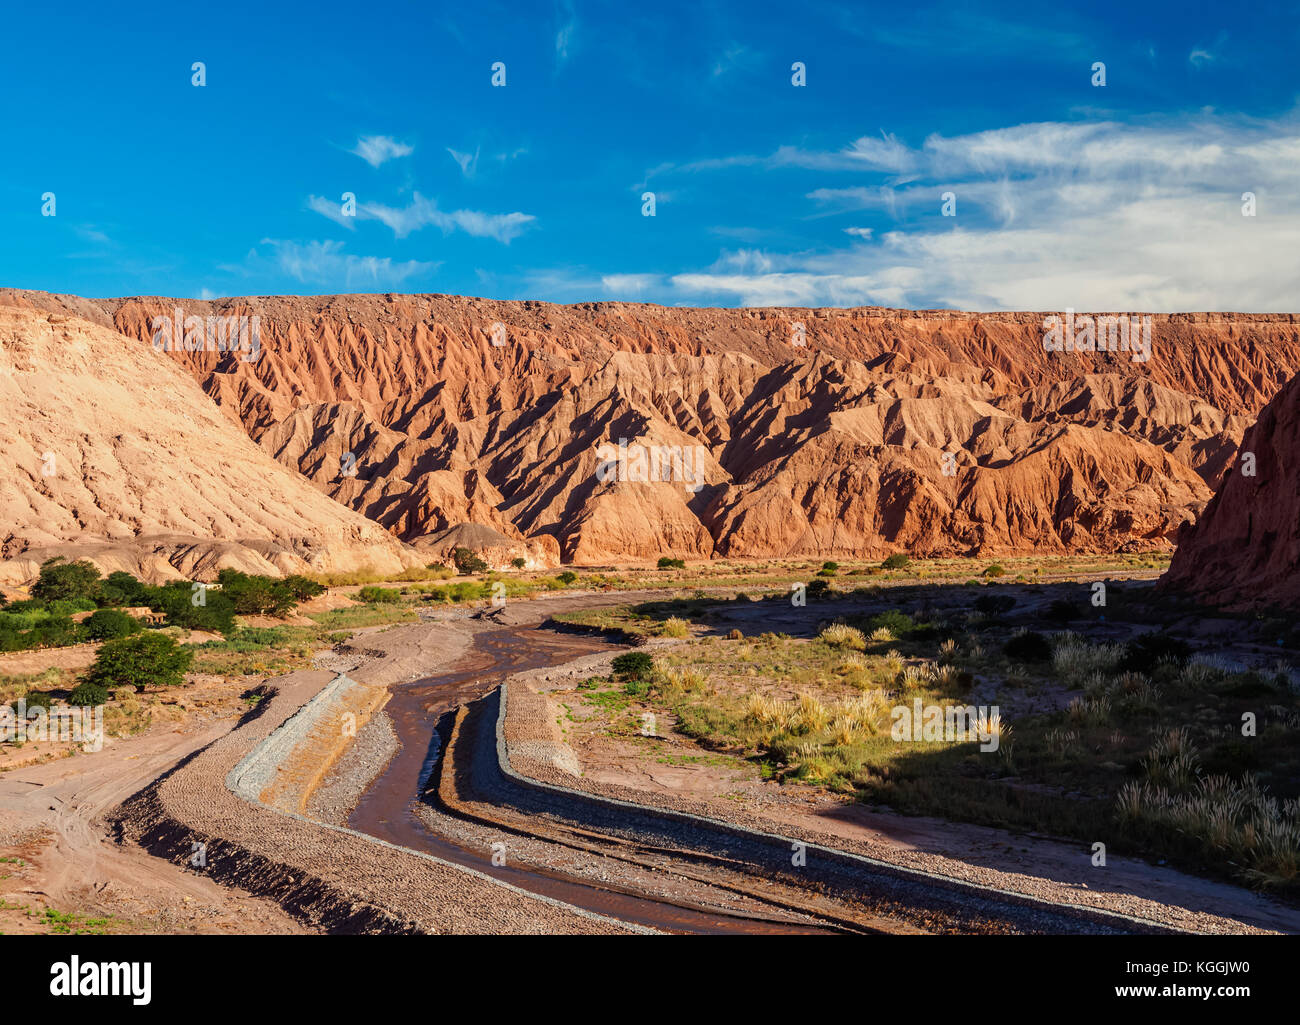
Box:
0;305;421;585
3;290;1298;569
1161;370;1300;609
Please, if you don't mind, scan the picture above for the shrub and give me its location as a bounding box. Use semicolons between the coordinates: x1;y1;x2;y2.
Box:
611;651;655;682
84;608;144;640
727;628;743;640
12;690;53;711
867;610;914;637
881;553;910;570
557;571;578;585
453;548;489;575
1119;633;1192;674
358;586;403;604
657;557;686;570
44;598;97;617
661;616;689;638
31;558;103;604
26;617;86;649
82;633;194;693
806;579;831;600
982;563;1006;578
67;681;110;706
974;594;1017;617
1043;598;1083;624
1004;631;1052;663
510;557;527;570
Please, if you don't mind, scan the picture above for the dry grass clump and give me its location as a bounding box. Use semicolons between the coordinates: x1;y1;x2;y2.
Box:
1051;635;1124;683
1141;727;1200;788
660;616;690;638
928;663;962;688
1067;694;1112;727
1117;771;1300;888
818;623;866;650
897;665;927;690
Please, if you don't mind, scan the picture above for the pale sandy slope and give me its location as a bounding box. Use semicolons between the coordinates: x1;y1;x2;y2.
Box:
0;305;419;585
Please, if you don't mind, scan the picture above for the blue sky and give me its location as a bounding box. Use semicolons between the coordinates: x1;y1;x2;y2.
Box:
2;0;1298;310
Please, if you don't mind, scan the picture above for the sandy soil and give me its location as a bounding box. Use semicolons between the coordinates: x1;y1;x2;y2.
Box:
0;715;307;934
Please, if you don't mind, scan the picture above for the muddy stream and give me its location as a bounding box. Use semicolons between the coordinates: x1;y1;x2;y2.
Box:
347;623;833;934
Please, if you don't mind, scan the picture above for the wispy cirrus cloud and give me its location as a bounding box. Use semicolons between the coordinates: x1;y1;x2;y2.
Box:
308;191;536;244
555;0;578;67
1189;30;1230;69
447;146;480;177
350;135;414;167
360;192;534;243
306;194;355;228
233;239;436;288
712;42;761;78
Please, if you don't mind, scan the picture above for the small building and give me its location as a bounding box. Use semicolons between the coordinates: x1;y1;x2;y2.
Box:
123;606;167;626
71;606;166;626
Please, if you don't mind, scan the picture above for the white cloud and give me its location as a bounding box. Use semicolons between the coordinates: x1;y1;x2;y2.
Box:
350;135;413;167
555;0;577;66
447;146;480;177
306;194;356;228
633;113;1300;311
256;239;435;288
712;43;757;78
309;190;536;244
600;273;660;295
843;132;917;173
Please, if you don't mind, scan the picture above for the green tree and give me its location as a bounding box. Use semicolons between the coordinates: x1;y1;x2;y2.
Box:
281;575;326;601
31;558;102;604
149;582;237;634
100;571;148;606
453;548;489;575
84;608;144;640
83;633;194;693
216;570;296;616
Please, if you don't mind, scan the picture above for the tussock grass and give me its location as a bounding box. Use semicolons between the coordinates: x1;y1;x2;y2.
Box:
818;623;866;650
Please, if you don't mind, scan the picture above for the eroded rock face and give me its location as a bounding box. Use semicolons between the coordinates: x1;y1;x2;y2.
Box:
0;305;421;584
3;290;1297;567
1161;370;1300;609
